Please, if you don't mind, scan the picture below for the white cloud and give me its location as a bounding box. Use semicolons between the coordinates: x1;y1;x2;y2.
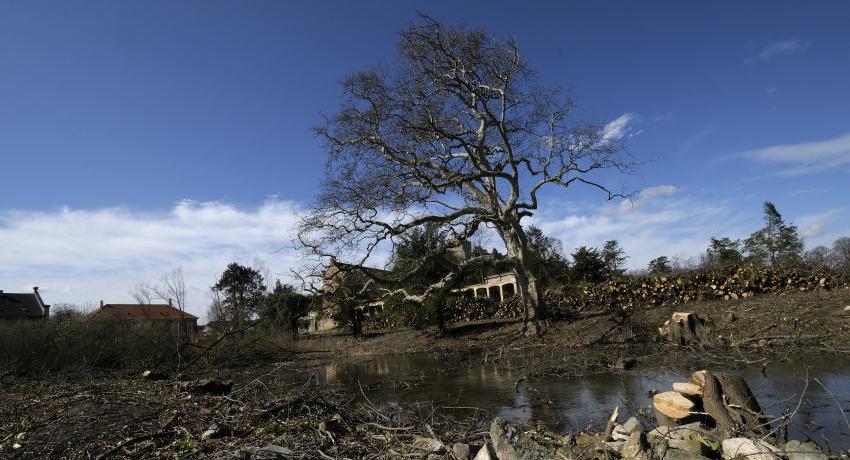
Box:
740;132;850;175
601;113;637;144
0;199;303;320
759;38;809;60
794;208;845;240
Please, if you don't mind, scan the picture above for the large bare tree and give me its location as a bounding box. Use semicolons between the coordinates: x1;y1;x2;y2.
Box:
298;15;630;335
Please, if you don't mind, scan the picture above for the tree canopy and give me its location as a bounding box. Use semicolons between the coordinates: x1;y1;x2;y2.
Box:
570;246;607;284
297;14;630;334
212;263;267;328
261;280;312;339
648;256;673;276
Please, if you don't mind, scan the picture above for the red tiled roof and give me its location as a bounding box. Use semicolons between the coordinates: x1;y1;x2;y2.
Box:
92;304;198;321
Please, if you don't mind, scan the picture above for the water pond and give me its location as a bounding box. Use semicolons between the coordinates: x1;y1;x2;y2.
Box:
315;352;850;450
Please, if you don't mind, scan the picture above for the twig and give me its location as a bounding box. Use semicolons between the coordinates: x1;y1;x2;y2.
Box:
762;368;808;441
814;377;850;435
95;413;178;459
182;325;254;371
366;422;414;431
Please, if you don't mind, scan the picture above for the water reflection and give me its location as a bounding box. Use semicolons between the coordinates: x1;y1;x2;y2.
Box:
315;353;850;449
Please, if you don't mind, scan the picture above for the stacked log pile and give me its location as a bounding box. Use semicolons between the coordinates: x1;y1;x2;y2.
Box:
653;370;769;434
549;266;833;318
363;265;837;330
363;296;524;331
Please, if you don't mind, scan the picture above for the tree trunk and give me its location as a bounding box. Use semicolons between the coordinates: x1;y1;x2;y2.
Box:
715;373;766;433
502;225;545;336
701;371;738;429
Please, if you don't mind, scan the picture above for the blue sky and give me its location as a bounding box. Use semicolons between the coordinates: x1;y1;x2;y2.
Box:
2;1;849;318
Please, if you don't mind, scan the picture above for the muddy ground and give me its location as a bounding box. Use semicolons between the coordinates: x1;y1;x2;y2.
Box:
2;288;849;458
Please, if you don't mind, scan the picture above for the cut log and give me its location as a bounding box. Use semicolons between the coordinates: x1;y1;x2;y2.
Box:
672;382;703;397
653;391;695;421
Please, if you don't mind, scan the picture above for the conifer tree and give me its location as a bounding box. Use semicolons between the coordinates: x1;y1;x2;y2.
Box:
601;240;628;278
744;202;804;266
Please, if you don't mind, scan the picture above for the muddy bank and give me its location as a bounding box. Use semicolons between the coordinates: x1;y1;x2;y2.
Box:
295;288;850;377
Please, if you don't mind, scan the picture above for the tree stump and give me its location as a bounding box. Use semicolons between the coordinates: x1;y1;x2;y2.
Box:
653;391;696;426
666;312;707;346
715;372;767;433
701;371;738;429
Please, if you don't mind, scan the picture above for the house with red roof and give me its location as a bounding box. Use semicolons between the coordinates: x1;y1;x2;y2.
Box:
90;301;198;333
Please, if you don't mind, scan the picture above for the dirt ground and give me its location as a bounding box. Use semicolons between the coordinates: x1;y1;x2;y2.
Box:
294;287;850;377
2;288;849;458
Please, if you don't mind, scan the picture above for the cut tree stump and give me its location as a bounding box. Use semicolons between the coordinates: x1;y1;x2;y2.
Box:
715;372;766;433
653;391;695;425
666;312;707;346
689;370;707;387
701;371;740;429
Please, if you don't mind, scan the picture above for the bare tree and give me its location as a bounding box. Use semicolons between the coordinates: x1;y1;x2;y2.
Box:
207;289;226;324
152;268;189;361
297;15;630;335
130;282;155;318
152;267;187;319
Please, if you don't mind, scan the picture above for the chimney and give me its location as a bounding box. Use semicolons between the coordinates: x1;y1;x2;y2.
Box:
100;300;104;308
0;289;3;294
33;286;39;292
168;298;173;307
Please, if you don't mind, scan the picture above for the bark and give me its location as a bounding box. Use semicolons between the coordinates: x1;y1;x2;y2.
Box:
666;313;704;346
701;372;738;429
715;373;766;433
502;225;545;336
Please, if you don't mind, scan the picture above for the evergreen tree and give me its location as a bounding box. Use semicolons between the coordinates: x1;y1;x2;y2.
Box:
212;263;267;329
387;223;457;333
570;246;606;284
648;256;673;276
262;280;312;339
526;226;570;288
601;240;628;278
389;223;453;292
703;237;743;269
744;202;804;266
